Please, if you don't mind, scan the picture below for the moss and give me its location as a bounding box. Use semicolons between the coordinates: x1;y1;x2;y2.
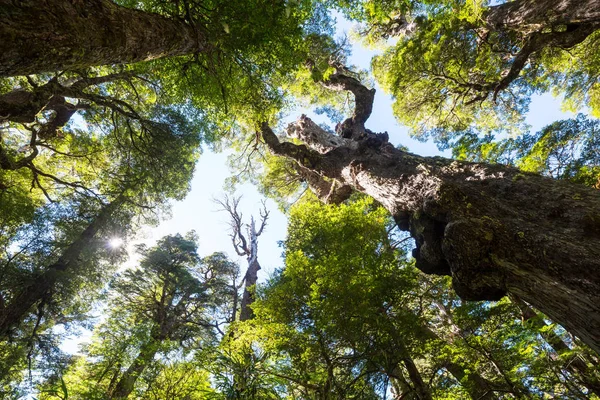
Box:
512;173;526;181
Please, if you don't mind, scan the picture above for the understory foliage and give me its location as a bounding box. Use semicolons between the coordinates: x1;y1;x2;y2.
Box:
223;197;600;399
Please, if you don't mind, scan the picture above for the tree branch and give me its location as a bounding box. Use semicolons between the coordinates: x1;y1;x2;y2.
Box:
321;68;376;140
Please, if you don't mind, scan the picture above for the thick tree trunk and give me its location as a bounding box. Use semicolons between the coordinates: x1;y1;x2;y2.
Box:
388;360;433;400
0;196;123;338
484;0;600;31
262;113;600;355
0;0;203;77
110;339;160;399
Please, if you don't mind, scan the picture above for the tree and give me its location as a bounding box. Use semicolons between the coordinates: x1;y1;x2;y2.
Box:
40;234;237;399
0;89;201;339
449;113;600;188
0;0;203;77
243;195;600;399
217;195;269;322
260;65;600;355
0;0;319;77
336;0;600;139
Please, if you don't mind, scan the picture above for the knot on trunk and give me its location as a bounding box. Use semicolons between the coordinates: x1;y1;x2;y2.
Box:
408;211;451;276
442;218;507;301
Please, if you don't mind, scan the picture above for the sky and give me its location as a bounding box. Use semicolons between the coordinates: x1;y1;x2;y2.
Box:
57;13;574;355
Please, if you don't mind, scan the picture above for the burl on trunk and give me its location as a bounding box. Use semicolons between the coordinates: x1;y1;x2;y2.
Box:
261;68;600;355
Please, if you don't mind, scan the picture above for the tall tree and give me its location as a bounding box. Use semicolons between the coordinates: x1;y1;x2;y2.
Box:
0;0;320;77
217;195;269;322
0;0;203;77
40;234;237;399
336;0;600;139
260;65;600;355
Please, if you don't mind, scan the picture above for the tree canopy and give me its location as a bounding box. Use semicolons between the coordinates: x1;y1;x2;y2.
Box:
1;0;600;398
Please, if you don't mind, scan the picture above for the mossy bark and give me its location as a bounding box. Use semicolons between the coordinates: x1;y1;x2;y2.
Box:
0;0;203;77
484;0;600;30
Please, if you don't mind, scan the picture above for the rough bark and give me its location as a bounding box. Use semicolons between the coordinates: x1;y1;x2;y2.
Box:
0;196;124;338
260;71;600;355
0;0;204;77
0;73;129;125
484;0;600;31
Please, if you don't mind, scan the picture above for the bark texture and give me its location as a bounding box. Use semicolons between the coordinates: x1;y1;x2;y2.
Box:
484;0;600;31
0;0;203;77
261;68;600;355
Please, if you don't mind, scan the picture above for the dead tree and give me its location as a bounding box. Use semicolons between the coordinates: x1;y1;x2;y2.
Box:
216;195;269;321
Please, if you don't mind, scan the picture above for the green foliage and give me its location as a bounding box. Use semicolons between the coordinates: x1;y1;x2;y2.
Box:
216;196;600;399
333;0;600;144
451;114;600;187
38;234;238;399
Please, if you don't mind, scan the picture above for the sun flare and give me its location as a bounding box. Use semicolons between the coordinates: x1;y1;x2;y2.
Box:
108;237;124;248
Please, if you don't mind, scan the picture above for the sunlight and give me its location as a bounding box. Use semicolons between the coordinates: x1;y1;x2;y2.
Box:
108;237;124;249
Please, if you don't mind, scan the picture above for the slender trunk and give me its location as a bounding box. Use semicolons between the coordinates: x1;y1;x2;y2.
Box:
0;0;204;77
110;339;160;399
484;0;600;31
239;217;261;322
388;360;433;400
404;357;433;400
510;296;600;396
415;323;500;400
262;114;600;354
0;196;123;338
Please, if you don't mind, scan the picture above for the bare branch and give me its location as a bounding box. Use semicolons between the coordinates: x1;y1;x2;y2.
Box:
256;200;269;237
320;67;376;140
214;195;250;256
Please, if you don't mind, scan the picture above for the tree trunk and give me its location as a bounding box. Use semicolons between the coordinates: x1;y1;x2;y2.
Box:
0;0;204;77
0;196;124;338
239;217;261;322
262;101;600;354
110;339;160;399
388;360;433;400
484;0;600;31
